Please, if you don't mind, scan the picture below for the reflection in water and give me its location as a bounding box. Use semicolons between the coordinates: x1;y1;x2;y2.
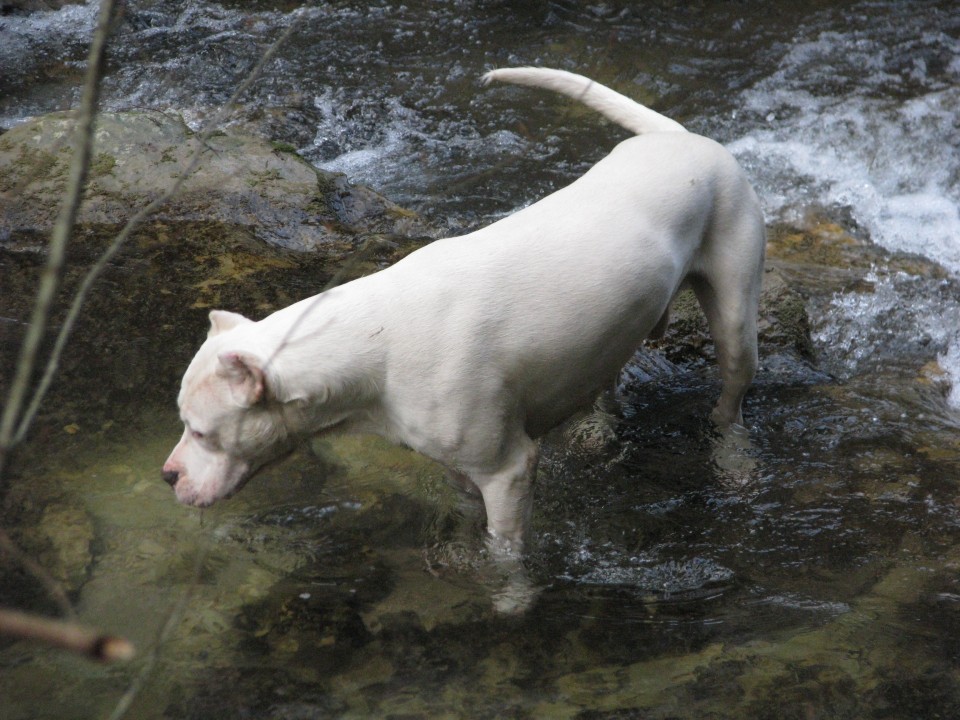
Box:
710;422;760;490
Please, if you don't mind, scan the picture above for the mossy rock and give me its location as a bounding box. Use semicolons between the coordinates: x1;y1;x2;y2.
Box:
0;110;434;252
15;503;95;593
767;219;949;289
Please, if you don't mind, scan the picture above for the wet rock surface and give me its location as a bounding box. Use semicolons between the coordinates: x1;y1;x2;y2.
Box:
0;110;433;251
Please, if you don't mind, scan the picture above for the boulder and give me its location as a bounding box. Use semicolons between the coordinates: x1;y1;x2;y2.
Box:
0;110;433;252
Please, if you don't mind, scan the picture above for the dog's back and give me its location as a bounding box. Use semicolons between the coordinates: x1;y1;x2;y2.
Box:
377;129;759;440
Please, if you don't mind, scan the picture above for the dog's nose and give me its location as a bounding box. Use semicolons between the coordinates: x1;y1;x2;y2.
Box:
162;470;179;487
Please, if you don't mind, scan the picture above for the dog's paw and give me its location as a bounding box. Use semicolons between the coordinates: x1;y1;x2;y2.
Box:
710;422;759;489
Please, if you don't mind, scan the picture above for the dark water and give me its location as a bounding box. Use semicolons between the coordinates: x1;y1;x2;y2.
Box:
2;1;960;718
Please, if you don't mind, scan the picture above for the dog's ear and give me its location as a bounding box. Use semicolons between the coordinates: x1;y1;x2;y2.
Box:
208;310;253;338
217;351;266;407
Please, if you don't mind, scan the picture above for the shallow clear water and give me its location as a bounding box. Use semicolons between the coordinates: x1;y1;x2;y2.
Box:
2;0;960;718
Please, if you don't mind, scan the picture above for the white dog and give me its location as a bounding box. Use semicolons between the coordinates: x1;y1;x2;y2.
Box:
162;68;765;553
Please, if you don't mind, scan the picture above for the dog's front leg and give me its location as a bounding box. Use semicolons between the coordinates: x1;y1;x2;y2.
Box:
472;438;540;613
471;437;539;557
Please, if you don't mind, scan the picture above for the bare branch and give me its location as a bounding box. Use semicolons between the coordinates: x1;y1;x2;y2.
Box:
0;607;134;663
0;0;119;474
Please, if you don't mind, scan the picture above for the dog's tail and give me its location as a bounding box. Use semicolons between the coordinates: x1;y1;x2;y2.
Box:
482;67;687;135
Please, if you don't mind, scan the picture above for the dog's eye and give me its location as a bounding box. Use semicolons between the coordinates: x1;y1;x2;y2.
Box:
190;429;206;441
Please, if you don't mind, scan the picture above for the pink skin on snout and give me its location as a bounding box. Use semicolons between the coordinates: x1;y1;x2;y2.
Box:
162;425;253;507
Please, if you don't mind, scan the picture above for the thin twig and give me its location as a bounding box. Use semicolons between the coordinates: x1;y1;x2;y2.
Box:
0;607;133;663
0;0;118;474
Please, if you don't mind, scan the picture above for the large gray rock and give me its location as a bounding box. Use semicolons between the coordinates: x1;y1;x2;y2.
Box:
0;110;432;252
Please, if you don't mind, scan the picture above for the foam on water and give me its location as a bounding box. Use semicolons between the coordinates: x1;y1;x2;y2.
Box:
812;271;960;379
312;86;532;216
729;39;960;268
727;6;960;406
0;1;98;48
313;92;426;182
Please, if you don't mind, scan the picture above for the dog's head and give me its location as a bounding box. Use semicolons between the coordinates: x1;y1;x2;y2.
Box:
162;310;298;507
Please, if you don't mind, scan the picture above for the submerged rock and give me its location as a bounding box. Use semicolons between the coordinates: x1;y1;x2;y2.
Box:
15;503;95;593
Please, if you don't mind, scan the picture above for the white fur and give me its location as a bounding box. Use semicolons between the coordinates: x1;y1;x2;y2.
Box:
163;68;766;552
482;67;687;135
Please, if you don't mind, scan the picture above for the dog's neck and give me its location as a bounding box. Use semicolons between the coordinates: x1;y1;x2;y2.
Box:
256;284;387;438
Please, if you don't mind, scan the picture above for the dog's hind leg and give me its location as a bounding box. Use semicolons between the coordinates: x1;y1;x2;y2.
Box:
691;268;761;428
692;185;765;427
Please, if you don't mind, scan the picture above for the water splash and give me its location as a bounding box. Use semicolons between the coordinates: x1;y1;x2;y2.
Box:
727;4;960;406
729;26;960;271
813;271;960;376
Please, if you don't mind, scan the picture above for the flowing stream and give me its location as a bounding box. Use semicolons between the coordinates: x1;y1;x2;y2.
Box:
1;1;960;718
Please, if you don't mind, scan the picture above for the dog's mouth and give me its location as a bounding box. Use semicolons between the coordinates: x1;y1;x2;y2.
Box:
170;429;311;507
180;467;266;507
